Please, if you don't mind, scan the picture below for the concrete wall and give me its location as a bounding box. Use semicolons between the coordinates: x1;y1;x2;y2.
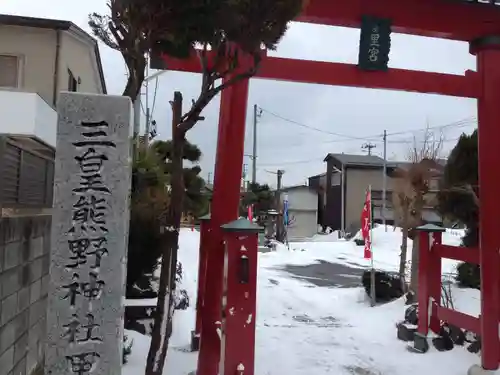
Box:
0;216;51;375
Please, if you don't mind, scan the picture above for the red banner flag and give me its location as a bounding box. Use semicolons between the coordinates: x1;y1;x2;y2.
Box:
360;189;372;259
248;205;253;222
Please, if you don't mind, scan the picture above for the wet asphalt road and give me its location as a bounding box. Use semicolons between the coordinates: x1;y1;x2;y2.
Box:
257;241;366;288
283;260;365;288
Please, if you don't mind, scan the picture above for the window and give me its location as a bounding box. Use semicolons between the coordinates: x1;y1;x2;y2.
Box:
0;55;20;88
68;69;78;92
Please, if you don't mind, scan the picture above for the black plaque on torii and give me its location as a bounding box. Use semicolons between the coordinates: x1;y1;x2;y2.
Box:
358;15;392;72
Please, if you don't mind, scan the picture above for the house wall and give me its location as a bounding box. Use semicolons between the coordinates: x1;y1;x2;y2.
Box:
287;210;318;239
0;216;51;375
281;188;318;239
344;168;395;230
0;24;103;106
309;171;342;230
58;32;103;95
0;25;57;104
281;188;317;212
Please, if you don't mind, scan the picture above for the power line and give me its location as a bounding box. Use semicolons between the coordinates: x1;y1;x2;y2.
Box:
258;121;476;153
260;106;476;142
258;135;467;167
150;76;159;119
260;108;376;141
255;107;476;168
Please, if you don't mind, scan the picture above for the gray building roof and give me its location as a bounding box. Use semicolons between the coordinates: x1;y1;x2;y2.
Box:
280;184;314;192
323;153;447;170
324;153;386;167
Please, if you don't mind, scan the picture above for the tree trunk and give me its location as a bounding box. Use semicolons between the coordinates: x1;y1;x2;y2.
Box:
409;195;425;300
123;54;146;101
409;234;420;299
399;223;409;293
145;92;184;375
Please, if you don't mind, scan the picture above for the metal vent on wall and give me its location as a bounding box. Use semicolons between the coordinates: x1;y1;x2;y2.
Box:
1;140;54;208
2;143;21;205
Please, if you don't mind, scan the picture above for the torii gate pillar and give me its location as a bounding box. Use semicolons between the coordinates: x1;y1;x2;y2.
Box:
197;64;251;375
470;35;500;372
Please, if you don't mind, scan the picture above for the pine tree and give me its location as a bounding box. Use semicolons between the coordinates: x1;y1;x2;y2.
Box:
437;130;479;288
437;130;478;246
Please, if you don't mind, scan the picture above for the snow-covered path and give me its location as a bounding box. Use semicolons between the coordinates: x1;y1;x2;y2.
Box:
124;227;485;375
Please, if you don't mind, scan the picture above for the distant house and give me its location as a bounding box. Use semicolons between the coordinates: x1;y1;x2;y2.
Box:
0;14;106;213
279;185;318;240
308;153;444;233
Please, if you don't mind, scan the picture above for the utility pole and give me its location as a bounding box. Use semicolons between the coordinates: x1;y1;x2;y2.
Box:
382;130;388;232
145;106;151;147
276;169;285;242
133;92;141;159
207;172;213;185
242;163;248;191
265;169;285;241
251;105;262;185
134;69;168;153
362;142;377;156
277;169;284;192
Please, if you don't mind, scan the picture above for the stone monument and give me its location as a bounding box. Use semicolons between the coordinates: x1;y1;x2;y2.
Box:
45;92;132;375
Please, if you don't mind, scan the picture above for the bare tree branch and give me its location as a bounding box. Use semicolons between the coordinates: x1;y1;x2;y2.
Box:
177;49;262;133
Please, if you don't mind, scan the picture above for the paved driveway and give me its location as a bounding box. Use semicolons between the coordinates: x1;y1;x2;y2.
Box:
283;260;364;288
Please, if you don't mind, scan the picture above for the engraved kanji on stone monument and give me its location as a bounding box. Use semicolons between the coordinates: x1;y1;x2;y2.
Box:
46;92;132;375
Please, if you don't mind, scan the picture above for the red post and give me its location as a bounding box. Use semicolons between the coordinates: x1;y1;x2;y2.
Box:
471;36;500;371
191;214;212;351
415;224;445;352
197;52;251;375
429;230;444;334
220;218;261;375
416;229;431;337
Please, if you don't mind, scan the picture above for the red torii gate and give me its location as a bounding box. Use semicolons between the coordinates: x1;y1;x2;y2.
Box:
152;0;500;374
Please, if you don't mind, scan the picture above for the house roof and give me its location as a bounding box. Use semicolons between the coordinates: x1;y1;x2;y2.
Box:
280;184;315;193
324;153;386;167
324;153;447;170
0;14;107;94
308;172;326;179
389;158;447;170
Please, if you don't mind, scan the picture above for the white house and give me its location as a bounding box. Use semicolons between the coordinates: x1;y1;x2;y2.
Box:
280;185;318;240
0;14;106;212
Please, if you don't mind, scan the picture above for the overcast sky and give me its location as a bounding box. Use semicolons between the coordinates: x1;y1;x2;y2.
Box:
2;1;478;187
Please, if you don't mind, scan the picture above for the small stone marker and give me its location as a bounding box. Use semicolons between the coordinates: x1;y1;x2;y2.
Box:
45;92;132;375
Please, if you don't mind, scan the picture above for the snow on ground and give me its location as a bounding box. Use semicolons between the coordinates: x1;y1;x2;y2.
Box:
124;226;484;375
